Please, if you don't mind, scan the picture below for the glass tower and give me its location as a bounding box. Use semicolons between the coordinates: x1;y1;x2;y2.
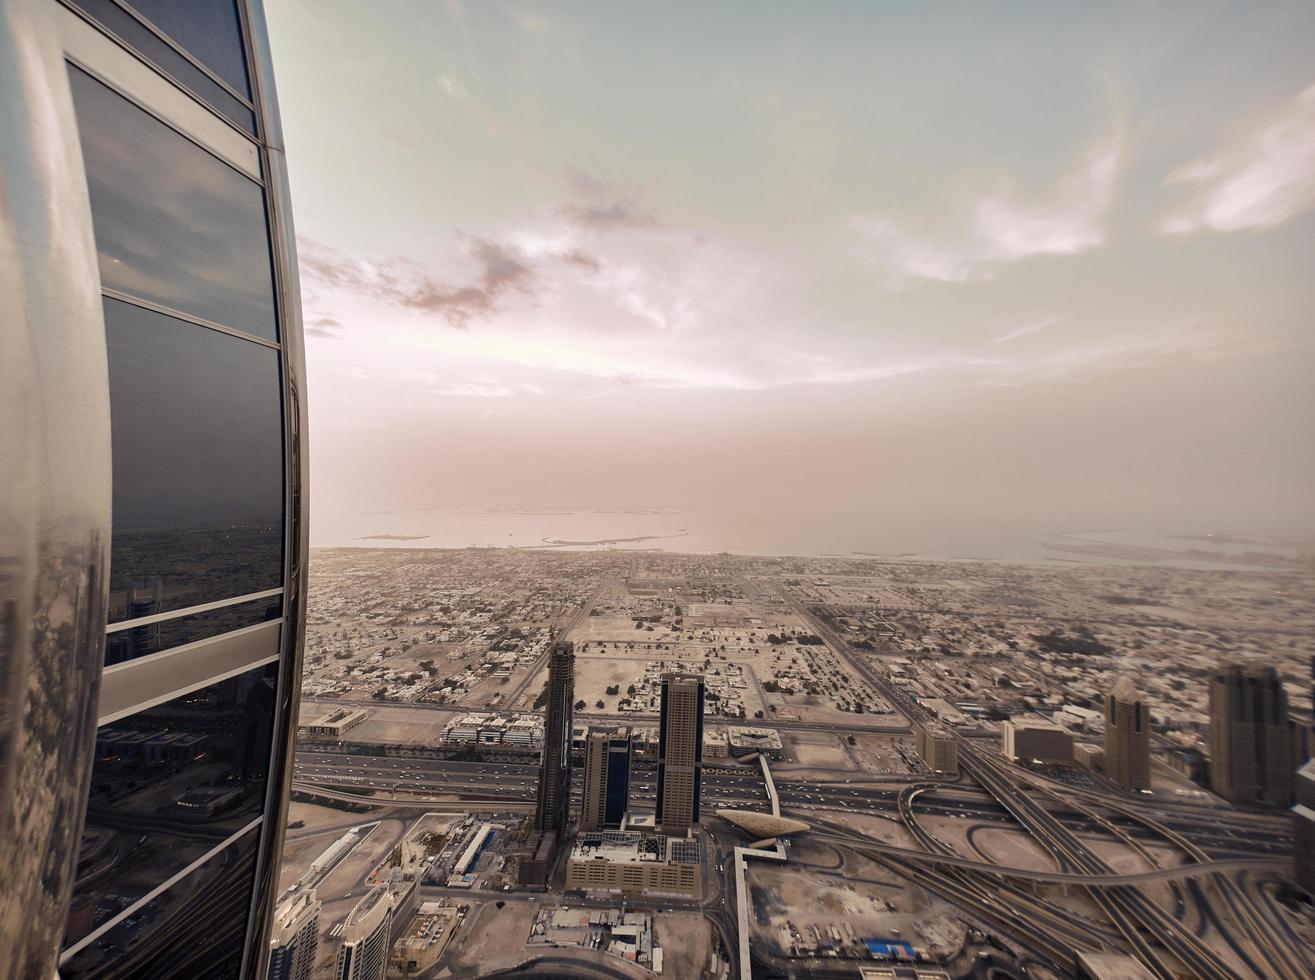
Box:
0;2;307;978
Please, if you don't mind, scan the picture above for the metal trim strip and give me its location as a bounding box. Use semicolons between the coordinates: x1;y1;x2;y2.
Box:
98;619;281;725
101;288;282;350
59;818;263;963
56;4;261;179
106;587;283;633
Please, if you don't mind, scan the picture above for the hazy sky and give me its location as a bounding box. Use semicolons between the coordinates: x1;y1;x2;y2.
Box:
266;1;1315;552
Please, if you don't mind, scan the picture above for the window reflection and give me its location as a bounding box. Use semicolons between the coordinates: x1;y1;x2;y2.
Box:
104;298;283;623
61;830;255;980
121;0;252;97
64;0;255;133
63;665;278;953
105;595;282;667
69;65;278;340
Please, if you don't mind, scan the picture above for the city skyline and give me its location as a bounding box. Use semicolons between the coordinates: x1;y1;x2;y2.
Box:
4;3;1315;979
267;0;1315;554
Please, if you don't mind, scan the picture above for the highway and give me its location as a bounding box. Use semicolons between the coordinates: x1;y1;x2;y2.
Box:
778;585;1305;980
292;751;1290;856
288;579;1309;979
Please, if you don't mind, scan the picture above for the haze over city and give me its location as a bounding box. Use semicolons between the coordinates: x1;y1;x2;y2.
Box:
6;3;1315;980
267;0;1315;555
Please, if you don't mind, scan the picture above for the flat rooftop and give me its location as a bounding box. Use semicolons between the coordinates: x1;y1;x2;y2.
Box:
571;831;700;866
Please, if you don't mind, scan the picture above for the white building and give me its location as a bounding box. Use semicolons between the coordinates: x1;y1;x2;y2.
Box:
268;888;320;980
336;885;394;980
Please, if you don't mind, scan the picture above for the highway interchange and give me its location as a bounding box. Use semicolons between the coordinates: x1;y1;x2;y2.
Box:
290;584;1312;979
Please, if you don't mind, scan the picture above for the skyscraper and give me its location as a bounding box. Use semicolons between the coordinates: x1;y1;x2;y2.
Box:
1293;759;1315;894
581;725;633;831
336;885;394;980
535;639;575;836
1;2;307;977
268;888;321;980
657;673;705;836
1104;675;1151;792
1210;664;1295;806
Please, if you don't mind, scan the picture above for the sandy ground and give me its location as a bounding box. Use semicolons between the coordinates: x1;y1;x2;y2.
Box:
438;901;655;978
439;900;538;975
783;731;853;770
845;733;916;775
817;810;920;849
278;803;393;890
655;912;712;978
963;825;1059;872
747;863;965;958
298;700;461;746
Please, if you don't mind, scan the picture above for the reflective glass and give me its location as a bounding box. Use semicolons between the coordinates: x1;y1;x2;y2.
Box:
63;664;278;953
121;0;251;97
64;0;255;132
104;594;282;667
60;829;255;980
69;65;278;340
104;298;283;623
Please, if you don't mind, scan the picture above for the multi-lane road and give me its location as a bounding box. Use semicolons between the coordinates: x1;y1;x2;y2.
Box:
291;576;1307;978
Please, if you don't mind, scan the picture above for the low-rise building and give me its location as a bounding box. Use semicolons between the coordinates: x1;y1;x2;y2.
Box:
920;697;972;728
565;831;703;899
389;903;460;977
703;728;729;759
302;708;368;739
1002;715;1073;764
726;726;784;759
1074;742;1104;773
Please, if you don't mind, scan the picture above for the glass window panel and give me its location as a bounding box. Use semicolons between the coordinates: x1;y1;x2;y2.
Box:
61;828;256;980
104;298;283;623
63;664;278;953
69;65;277;340
105;595;282;667
121;0;251;97
64;0;255;132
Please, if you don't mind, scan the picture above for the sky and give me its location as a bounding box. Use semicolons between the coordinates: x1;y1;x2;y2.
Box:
265;1;1315;555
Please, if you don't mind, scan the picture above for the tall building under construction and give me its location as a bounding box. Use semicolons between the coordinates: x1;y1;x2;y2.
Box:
581;726;633;831
535;639;575;835
657;673;705;836
1104;675;1151;792
1209;663;1294;806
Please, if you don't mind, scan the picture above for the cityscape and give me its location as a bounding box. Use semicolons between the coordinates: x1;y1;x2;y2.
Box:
266;542;1315;979
3;2;1315;980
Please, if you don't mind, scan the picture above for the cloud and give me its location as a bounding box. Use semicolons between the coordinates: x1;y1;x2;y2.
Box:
305;315;344;339
853;138;1121;284
560;170;656;229
1161;84;1315;234
300;235;591;328
437;72;468;99
992;316;1063;344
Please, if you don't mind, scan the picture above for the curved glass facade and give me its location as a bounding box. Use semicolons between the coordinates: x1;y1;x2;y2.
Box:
0;1;306;977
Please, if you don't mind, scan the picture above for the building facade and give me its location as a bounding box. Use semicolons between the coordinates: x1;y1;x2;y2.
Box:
1002;716;1073;764
336;885;394;980
581;725;633;831
1104;675;1151;792
565;831;703;899
1293;759;1315;894
1;2;308;978
301;707;368;739
915;721;959;777
1210;663;1294;806
656;672;705;836
535;639;575;835
268;888;320;980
